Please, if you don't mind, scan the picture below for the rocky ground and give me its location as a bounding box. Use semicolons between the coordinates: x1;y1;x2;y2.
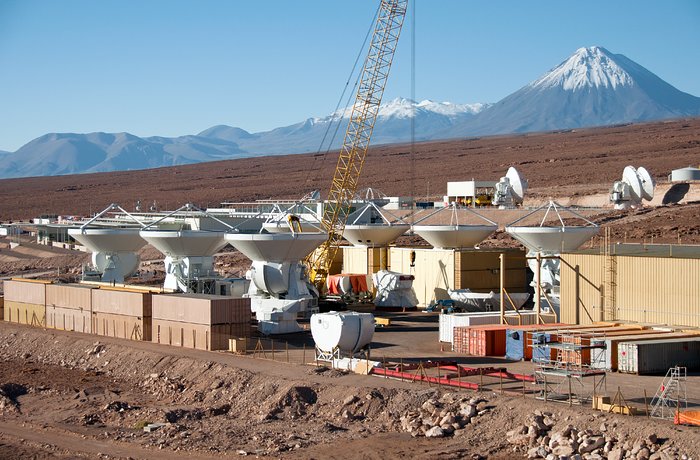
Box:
0;323;698;459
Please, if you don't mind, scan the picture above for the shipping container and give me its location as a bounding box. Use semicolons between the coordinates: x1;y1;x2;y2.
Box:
92;312;151;341
152;318;251;351
46;305;92;333
468;325;509;356
46;284;95;310
92;288;152;317
453;326;470;354
591;332;700;371
152;294;251;325
618;338;700;374
3;300;45;327
439;311;555;345
4;279;50;305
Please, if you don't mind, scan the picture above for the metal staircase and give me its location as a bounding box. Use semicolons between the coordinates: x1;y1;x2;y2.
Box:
650;366;687;419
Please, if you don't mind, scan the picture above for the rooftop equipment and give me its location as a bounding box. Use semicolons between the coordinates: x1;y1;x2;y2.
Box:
609;166;655;209
342;201;410;247
412;203;497;249
139;204;232;293
492;167;528;208
225;230;328;335
68;203;147;283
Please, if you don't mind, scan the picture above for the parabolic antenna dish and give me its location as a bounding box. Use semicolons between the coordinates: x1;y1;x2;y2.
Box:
139;230;227;257
622;166;643;202
412;224;497;249
262;219;320;234
505;226;599;253
68;228;147;253
505;167;527;204
636;166;655;201
343;224;410;247
225;231;327;263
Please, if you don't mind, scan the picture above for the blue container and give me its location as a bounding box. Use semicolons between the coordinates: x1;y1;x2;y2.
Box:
505;329;526;360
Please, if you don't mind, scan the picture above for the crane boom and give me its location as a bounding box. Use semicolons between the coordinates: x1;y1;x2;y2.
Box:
308;0;408;290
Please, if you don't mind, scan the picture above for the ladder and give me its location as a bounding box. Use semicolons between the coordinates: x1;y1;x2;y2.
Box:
603;228;617;321
650;366;687;419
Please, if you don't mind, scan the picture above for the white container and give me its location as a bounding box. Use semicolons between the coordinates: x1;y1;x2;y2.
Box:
311;311;374;354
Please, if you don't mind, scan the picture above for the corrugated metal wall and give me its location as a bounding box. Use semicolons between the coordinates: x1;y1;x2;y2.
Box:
560;254;605;325
388;248;527;307
341;246;389;275
390;248;455;307
560;253;700;328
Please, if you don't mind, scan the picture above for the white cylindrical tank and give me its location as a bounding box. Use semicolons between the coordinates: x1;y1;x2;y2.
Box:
311;311;375;354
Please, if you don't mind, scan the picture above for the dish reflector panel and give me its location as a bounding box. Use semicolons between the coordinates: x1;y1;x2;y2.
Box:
343;224;410;247
225;232;327;262
506;167;527;204
413;224;497;249
140;230;227;257
636;166;655;201
505;226;599;253
68;228;147;253
622;166;643;202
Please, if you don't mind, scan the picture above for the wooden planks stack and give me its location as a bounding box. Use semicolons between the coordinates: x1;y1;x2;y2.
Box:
151;294;251;351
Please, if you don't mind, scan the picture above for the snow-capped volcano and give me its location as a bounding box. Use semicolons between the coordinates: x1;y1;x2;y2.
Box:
443;46;700;138
2;46;698;179
531;46;634;91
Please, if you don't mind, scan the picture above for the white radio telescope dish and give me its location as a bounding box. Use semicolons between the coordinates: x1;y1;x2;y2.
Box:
505;167;527;204
636;166;655;201
622;166;643;202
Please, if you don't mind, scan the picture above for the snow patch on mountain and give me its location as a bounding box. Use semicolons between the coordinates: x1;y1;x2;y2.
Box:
531;46;635;91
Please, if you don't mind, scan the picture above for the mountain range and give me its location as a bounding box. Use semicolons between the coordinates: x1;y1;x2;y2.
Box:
2;46;699;179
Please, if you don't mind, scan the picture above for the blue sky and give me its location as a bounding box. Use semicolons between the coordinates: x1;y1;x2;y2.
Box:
1;0;698;151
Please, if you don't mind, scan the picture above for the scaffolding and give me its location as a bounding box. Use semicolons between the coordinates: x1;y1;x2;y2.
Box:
532;329;607;405
650;366;688;419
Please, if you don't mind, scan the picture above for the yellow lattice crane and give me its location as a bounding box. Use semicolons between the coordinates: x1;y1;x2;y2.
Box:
307;0;408;291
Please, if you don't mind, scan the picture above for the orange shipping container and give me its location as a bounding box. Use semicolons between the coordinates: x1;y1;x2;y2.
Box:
152;294;250;325
92;312;151;341
468;325;510;357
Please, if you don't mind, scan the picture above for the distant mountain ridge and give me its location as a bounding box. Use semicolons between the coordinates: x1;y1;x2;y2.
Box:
2;46;699;179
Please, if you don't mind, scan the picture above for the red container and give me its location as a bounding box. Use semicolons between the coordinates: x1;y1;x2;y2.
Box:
468;325;510;357
453;326;470;353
